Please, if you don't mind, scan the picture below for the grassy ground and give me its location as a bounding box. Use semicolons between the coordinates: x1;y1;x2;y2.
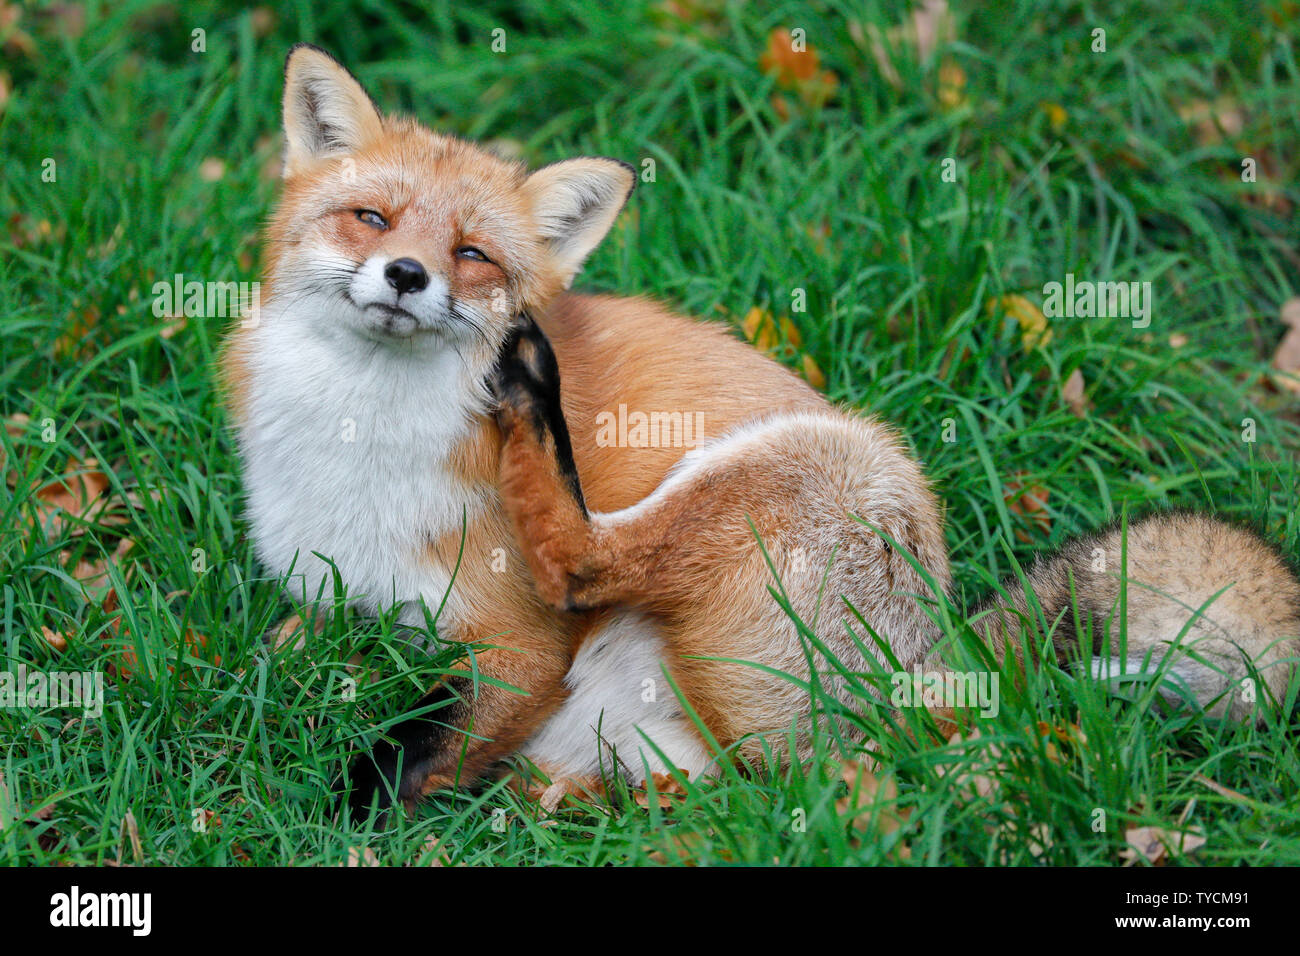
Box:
2;0;1299;866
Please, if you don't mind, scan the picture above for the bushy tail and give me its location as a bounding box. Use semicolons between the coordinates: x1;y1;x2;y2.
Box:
970;512;1300;720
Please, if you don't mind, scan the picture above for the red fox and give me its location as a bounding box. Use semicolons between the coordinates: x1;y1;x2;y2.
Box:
222;45;1300;816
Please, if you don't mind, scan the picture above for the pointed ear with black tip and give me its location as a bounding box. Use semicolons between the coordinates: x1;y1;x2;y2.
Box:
523;158;636;288
281;43;384;178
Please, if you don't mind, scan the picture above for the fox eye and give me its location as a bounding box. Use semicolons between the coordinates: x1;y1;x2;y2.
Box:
456;246;492;263
356;209;388;229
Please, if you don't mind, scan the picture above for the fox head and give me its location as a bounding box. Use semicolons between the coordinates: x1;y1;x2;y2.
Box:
267;44;634;352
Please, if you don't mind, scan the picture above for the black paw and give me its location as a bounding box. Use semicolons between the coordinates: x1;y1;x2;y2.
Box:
333;681;470;825
335;739;402;824
489;312;562;421
488;312;587;516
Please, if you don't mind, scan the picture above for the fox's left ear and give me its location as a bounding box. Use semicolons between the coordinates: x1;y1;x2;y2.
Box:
524;158;636;287
281;44;384;177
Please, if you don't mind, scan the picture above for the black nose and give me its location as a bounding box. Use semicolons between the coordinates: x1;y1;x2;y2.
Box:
384;258;429;296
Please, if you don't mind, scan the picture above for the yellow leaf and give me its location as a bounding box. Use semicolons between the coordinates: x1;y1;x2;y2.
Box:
742;308;824;389
937;60;966;109
801;354;826;390
990;294;1052;350
1040;102;1067;132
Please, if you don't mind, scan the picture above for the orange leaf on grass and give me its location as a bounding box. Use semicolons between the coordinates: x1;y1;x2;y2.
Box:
33;459;110;540
739;307;826;389
759;28;839;111
1004;473;1051;543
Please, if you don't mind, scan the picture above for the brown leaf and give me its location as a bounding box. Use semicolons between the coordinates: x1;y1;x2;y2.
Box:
1191;773;1248;804
1004;473;1051;542
1061;368;1088;417
160;316;187;339
800;354;827;390
758;28;839;110
55;305;103;360
939;729;1007;800
120;810;143;865
837;760;910;856
1176;97;1244;147
40;625;67;653
344;845;380;867
1121;825;1206;865
539;777;582;813
33;459;110;540
414;833;450;867
1272;298;1300;393
34;4;86;39
249;6;276;37
199;157;226;182
861;0;955;89
646;829;720;865
1040;102;1067;133
760;28;819;85
937;60;966;110
633;770;690;810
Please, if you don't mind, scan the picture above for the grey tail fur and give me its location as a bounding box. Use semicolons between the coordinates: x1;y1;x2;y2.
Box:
967;511;1300;720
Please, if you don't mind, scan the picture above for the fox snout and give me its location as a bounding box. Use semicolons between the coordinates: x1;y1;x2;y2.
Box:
384;257;429;295
345;252;453;339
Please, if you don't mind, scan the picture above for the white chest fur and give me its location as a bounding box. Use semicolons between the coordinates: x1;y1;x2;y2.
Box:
235;304;490;614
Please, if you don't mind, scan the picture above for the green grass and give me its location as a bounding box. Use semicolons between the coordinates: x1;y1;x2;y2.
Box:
2;0;1299;865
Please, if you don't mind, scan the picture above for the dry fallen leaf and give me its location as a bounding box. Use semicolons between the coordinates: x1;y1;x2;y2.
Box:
199;157;226;182
758;28;839;110
345;845;380;867
859;0;959;106
414;832;450;867
120;810;144;865
1270;297;1300;394
837;760;911;857
937;59;966;110
1176;96;1244;147
33;459;110;540
55;305;105;361
539;776;588;813
646;829;723;865
105;621;215;684
1062;368;1088;417
938;729;1007;800
739;307;826;389
1004;473;1051;542
633;770;690;810
1121;825;1207;865
40;625;67;653
990;294;1052;351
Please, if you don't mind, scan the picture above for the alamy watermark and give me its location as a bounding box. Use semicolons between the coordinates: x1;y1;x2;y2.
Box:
152;273;261;326
1;665;103;718
1043;273;1151;328
890;666;999;717
595;404;705;449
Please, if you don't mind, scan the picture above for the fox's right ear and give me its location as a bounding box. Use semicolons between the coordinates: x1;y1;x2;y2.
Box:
281;44;384;177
